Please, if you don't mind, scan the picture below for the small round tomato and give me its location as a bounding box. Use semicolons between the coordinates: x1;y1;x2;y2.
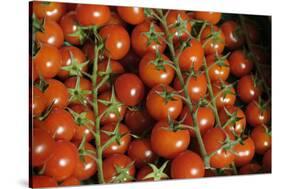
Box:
99;24;130;60
229;50;253;78
139;52;175;88
206;54;230;81
107;11;127;27
44;141;78;181
101;123;131;157
32;128;55;167
245;100;270;127
212;81;236;109
262;149;271;172
131;21;166;56
75;4;111;26
33;2;66;21
102;154;136;183
239;163;262;175
114;73;144;106
32;176;58;188
203;127;235;168
171;150;205;179
117;6;145;25
194;11;221;24
237;75;261;103
221;20;245;50
43;108;77;141
60;177;80;186
200;25;225;55
33;44;62;79
136;166;153;181
177;39;204;71
251;126;271;155
32;87;47;117
146;85;183;121
233;137;255;167
151;121;190;159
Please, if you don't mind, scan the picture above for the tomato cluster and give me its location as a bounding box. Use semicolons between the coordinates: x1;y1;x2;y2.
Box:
30;1;271;188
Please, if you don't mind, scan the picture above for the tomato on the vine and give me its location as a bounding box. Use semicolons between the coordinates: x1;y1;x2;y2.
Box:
245;100;270;127
117;6;145;25
237;74;261;103
221;20;245;50
233;137;255;167
212;80;236;109
33;2;66;21
32;176;58;188
206;53;230;81
61;177;80;186
229;50;253;78
239;163;262;175
251;125;271;155
32;87;47;117
194;11;221;24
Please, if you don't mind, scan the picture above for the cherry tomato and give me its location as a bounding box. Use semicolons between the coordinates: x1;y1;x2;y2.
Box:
33;2;66;22
229;50;253;78
194;11;221;24
139;52;175;88
251;126;271;155
245;100;270;127
239;163;262;175
262;148;271;172
117;6;145;25
146;85;183;121
171;150;205;179
61;177;80;186
151;121;190;159
119;49;140;73
233;137;255;167
221;20;245;50
136;166;153;181
237;74;261;103
107;11;127;27
32;87;47;117
99;24;130;60
32;175;58;188
206;54;230;81
212;80;236;109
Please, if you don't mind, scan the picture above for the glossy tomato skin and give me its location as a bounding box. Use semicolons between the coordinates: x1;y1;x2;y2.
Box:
99;24;130;60
139;52;175;88
171;150;205;179
146;85;183;121
60;177;80;186
114;73;144;106
251;126;271;155
33;2;66;21
117;6;145;25
221;20;245;50
102;154;136;183
32;87;47;117
206;54;230;81
32;128;55;167
229;50;253;78
44;140;78;181
32;175;58;188
194;11;221;24
212;81;236;109
75;4;111;26
151;121;190;159
239;163;262;175
33;44;62;79
262;149;271;172
43;108;77;141
233;137;255;167
245;101;270;127
101;123;131;157
237;75;261;103
131;21;166;56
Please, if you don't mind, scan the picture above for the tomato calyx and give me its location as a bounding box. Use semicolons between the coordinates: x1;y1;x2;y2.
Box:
67;107;95;128
213;53;230;67
32;14;45;33
143;23;165;46
168;15;191;38
77;136;96;163
203;26;224;47
255;97;270;113
149;51;172;71
68;77;92;105
154;85;178;104
67;25;88;45
110;161;135;183
221;107;244;130
101;122;127;149
143;161;169;181
217;81;236;99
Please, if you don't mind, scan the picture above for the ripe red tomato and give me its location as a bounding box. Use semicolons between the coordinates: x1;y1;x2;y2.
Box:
151;121;190;159
239;163;262;175
101;123;131;157
33;44;62;79
233;137;255;167
251;126;271;155
102;154;136;183
131;21;166;56
237;74;261;103
32;87;47;117
44;140;78;181
229;50;253;78
221;20;245;50
43;108;77;141
99;24;130;60
114;73;144;106
194;11;221;24
206;54;230;81
212;81;236;109
60;177;80;186
107;11;128;27
245;100;270;127
117;6;145;25
139;52;175;88
32;128;55;167
32;175;58;188
33;2;66;21
75;4;111;26
146;85;183;121
136;166;153;181
171;150;205;178
262;148;271;172
203;127;235;168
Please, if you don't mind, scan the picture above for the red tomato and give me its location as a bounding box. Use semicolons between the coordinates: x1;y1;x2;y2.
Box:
262;149;271;172
239;163;262;175
139;52;175;88
233;137;255;167
245;100;270;127
212;81;236;109
32;176;58;188
136;166;153;181
82;40;95;60
221;20;245;50
229;50;253;78
33;2;66;21
151;121;190;159
117;6;145;25
107;11;127;27
251;126;271;155
32;87;47;117
206;54;230;81
61;177;80;186
171;150;205;178
237;75;261;103
119;49;140;73
194;11;221;24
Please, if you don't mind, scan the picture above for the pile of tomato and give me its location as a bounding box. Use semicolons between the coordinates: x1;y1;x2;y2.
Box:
30;1;272;188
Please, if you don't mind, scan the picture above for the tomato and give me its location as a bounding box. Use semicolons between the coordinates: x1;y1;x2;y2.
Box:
32;87;47;117
101;123;131;157
33;44;62;79
75;4;111;26
212;80;236;109
177;39;204;71
32;128;55;167
206;54;230;81
146;85;183;121
180;106;215;137
200;25;225;55
203;127;235;168
251;126;271;155
61;177;80;186
245;100;270;127
33;2;66;22
233;137;255;167
114;73;144;106
131;21;166;56
43;108;77;141
32;175;58;188
119;49;140;73
229;50;253;78
99;24;130;60
43;79;69;108
44;140;78;181
171;150;205;179
128;138;157;168
139;52;174;88
107;11;127;27
194;11;221;24
237;75;261;103
221;20;245;50
239;163;262;175
82;40;95;60
117;6;145;25
102;154;136;183
58;46;88;80
151;121;190;159
262;148;271;172
136;166;153;181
